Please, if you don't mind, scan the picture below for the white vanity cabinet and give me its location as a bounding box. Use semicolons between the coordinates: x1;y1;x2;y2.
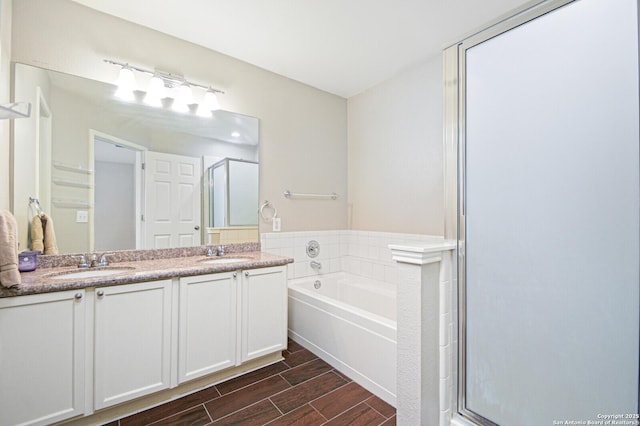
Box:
93;279;173;410
0;260;289;423
0;290;86;426
241;266;288;362
178;272;239;383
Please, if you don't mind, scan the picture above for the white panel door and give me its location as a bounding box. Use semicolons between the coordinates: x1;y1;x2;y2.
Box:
241;266;288;362
145;151;202;249
178;272;239;383
93;280;172;409
0;290;85;426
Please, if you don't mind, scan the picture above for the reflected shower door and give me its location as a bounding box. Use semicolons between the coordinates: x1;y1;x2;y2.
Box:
460;0;639;424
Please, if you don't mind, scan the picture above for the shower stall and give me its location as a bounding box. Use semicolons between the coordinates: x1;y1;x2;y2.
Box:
446;0;640;424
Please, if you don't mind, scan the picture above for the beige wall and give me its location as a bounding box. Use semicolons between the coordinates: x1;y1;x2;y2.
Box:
347;56;444;236
9;0;348;234
0;0;12;211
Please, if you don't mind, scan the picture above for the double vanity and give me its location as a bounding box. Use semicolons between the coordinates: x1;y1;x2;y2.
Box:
0;245;293;426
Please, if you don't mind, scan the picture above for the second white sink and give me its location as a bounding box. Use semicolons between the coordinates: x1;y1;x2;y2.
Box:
47;267;135;280
199;257;249;265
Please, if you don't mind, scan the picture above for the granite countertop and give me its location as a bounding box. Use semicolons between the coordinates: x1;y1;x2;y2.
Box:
0;250;293;298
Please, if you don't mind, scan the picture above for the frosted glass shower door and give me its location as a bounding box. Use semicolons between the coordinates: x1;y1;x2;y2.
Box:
461;0;639;424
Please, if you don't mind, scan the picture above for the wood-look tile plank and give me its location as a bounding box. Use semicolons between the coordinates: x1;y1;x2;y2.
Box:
270;372;347;414
189;385;222;404
380;415;397;425
280;358;333;386
266;403;326;426
216;361;289;395
282;348;317;368
103;421;119;426
210;400;281;425
149;405;211;426
286;339;305;353
120;388;217;426
205;375;291;421
331;369;353;383
310;382;373;420
364;396;396;418
322;402;385;426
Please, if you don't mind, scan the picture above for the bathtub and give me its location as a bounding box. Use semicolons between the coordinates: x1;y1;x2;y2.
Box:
288;272;397;406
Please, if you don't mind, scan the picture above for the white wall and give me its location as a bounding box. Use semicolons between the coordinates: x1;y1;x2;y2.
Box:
0;0;12;211
348;57;444;236
9;0;348;235
94;161;135;252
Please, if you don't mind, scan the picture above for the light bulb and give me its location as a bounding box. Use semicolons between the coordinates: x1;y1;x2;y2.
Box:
203;89;220;111
115;66;135;101
144;75;165;107
196;103;212;118
172;83;192;113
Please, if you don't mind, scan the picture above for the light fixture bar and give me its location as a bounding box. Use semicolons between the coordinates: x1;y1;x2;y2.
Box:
104;59;225;94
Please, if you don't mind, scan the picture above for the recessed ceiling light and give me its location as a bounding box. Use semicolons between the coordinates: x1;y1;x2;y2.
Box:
231;131;240;137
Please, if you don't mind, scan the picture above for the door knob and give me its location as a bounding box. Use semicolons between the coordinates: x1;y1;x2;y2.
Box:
194;225;200;230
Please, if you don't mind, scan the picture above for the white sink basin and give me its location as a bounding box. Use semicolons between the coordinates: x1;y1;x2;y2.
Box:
199;257;249;265
47;267;134;280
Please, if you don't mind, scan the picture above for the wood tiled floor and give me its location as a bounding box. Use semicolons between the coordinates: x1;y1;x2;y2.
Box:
106;340;396;426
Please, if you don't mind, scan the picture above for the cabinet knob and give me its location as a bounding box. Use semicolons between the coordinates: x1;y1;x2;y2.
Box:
74;292;83;300
244;271;249;277
233;272;237;278
96;290;105;297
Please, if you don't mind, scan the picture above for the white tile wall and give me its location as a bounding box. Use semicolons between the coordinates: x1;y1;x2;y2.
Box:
261;230;444;282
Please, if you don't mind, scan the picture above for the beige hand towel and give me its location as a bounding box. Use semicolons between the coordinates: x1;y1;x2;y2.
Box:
41;213;59;255
0;210;21;288
31;214;44;252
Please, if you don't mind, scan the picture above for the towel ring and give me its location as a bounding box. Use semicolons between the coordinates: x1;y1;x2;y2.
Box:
259;200;278;222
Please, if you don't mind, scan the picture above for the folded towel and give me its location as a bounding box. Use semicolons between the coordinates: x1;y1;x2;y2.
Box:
31;214;44;252
0;210;21;288
30;213;58;255
41;213;59;255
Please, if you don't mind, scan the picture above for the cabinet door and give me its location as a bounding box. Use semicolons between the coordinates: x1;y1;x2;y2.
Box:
241;266;287;362
94;280;172;409
0;290;85;426
179;272;238;383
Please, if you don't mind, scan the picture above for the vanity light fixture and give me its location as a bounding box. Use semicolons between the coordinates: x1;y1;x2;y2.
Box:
105;59;224;114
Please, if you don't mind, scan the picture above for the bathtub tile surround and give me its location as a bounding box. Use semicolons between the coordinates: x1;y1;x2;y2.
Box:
264;229;451;417
261;230;444;281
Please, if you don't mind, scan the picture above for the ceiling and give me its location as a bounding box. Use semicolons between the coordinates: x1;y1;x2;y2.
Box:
71;0;533;98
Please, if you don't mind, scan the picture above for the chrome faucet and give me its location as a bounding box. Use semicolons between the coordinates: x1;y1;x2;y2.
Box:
80;253;110;268
206;246;226;257
76;255;90;268
310;260;322;270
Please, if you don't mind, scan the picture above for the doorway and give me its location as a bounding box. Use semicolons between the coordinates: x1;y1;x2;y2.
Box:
89;130;145;252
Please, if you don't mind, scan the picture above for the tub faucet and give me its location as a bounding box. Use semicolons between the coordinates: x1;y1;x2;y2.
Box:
310;261;322;270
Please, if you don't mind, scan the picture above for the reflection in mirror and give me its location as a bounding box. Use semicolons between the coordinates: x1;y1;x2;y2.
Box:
209;158;259;227
11;63;260;255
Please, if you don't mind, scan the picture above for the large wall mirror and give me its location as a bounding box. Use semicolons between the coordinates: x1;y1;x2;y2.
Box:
12;63;259;255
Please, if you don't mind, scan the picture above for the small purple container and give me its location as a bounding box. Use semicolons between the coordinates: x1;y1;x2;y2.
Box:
18;251;40;272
